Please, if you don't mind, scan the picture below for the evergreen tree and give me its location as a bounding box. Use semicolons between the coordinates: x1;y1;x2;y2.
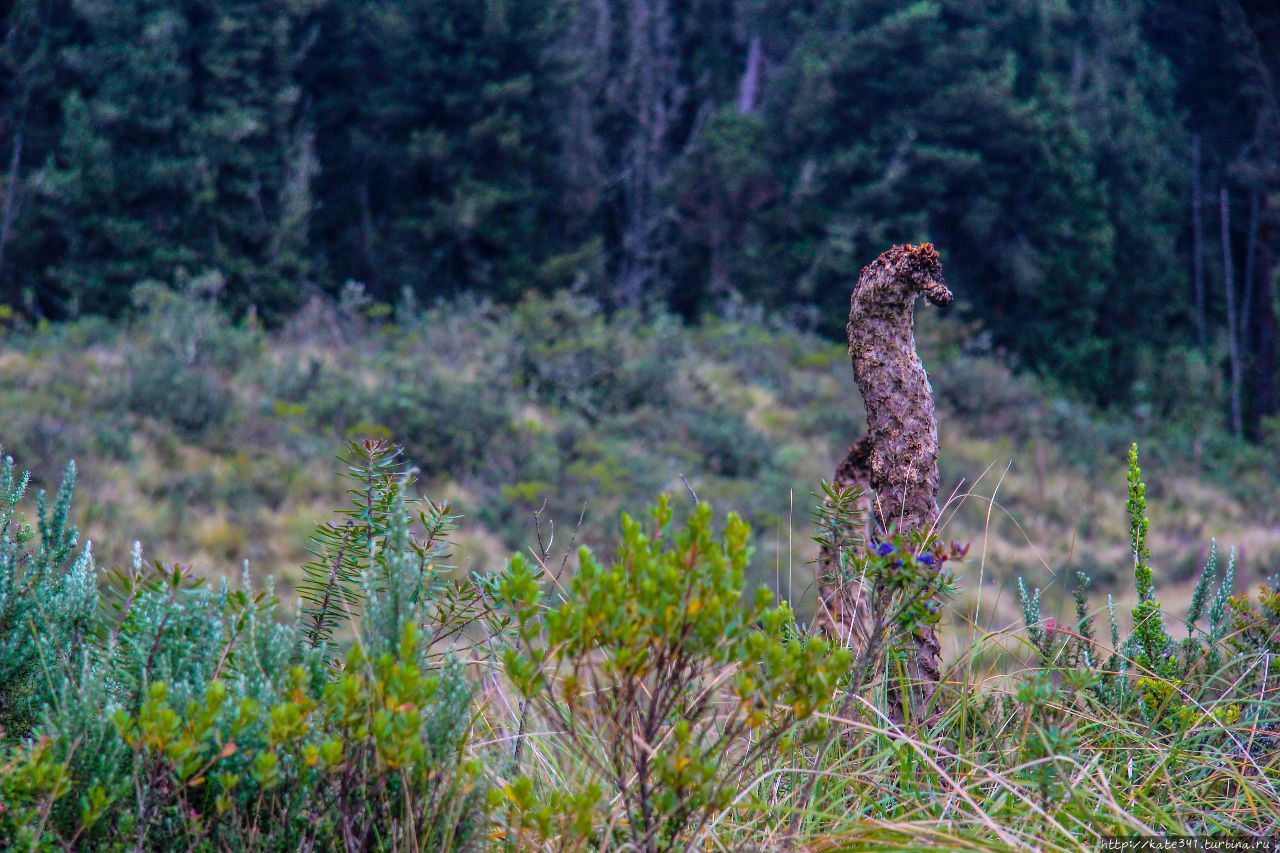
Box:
305;0;574;303
0;0;1275;421
698;0;1185;400
0;0;83;314
23;0;320;318
1143;0;1280;433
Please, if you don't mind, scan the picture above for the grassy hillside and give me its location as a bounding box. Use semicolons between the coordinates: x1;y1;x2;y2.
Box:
2;284;1275;638
3;284;1280;849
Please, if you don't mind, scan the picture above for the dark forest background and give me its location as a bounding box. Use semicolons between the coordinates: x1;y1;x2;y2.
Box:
2;0;1278;437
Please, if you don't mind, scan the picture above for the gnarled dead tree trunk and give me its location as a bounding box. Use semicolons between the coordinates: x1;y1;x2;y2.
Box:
833;242;952;717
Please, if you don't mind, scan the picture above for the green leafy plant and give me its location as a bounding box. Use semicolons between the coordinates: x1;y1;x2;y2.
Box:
494;496;849;851
812;491;964;719
0;448;484;849
123;277;258;437
2;421;1279;850
1126;445;1177;698
1016;445;1253;731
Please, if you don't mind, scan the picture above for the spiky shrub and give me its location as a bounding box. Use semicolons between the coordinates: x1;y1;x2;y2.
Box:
1228;574;1280;659
0;454;89;736
1123;444;1182;720
1226;572;1280;743
493;496;849;851
0;452;484;849
1015;444;1256;727
299;437;461;652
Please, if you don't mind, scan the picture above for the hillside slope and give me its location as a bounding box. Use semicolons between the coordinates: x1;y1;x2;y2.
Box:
1;286;1276;637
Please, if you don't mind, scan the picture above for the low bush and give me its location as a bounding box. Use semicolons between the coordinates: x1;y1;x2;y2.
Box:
123;277;258;438
0;446;484;849
0;437;1275;849
492;496;847;850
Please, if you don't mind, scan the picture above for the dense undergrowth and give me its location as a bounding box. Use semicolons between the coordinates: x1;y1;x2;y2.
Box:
0;432;1277;849
0;282;1276;632
0;282;1278;848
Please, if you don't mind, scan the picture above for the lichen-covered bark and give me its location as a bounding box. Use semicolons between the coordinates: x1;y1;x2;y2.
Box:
847;243;952;714
815;436;873;646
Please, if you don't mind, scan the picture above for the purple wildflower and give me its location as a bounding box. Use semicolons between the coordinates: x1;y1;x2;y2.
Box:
873;541;894;557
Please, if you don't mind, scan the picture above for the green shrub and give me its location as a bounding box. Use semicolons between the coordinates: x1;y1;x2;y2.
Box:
364;374;510;481
1015;443;1272;734
0;447;485;849
509;292;684;419
298;437;462;651
492;496;849;850
0;455;88;736
266;356;510;481
123;277;257;437
2;422;1279;848
126;355;233;437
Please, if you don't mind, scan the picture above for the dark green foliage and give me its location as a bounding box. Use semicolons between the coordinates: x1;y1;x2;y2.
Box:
17;0;322;319
304;0;574;303
2;0;1277;419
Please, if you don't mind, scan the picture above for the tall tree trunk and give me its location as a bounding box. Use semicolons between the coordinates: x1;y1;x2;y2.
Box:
1221;186;1244;436
1252;193;1277;429
0;132;22;302
736;34;763;116
1192;136;1207;349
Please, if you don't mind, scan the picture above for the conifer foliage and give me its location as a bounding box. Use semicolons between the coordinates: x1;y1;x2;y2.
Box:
3;0;1277;419
0;446;482;848
0;454;89;736
298;438;457;651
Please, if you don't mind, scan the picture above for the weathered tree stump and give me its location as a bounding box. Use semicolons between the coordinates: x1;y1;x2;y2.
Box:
837;242;952;717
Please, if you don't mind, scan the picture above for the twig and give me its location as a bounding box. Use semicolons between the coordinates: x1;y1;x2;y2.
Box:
678;473;699;506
